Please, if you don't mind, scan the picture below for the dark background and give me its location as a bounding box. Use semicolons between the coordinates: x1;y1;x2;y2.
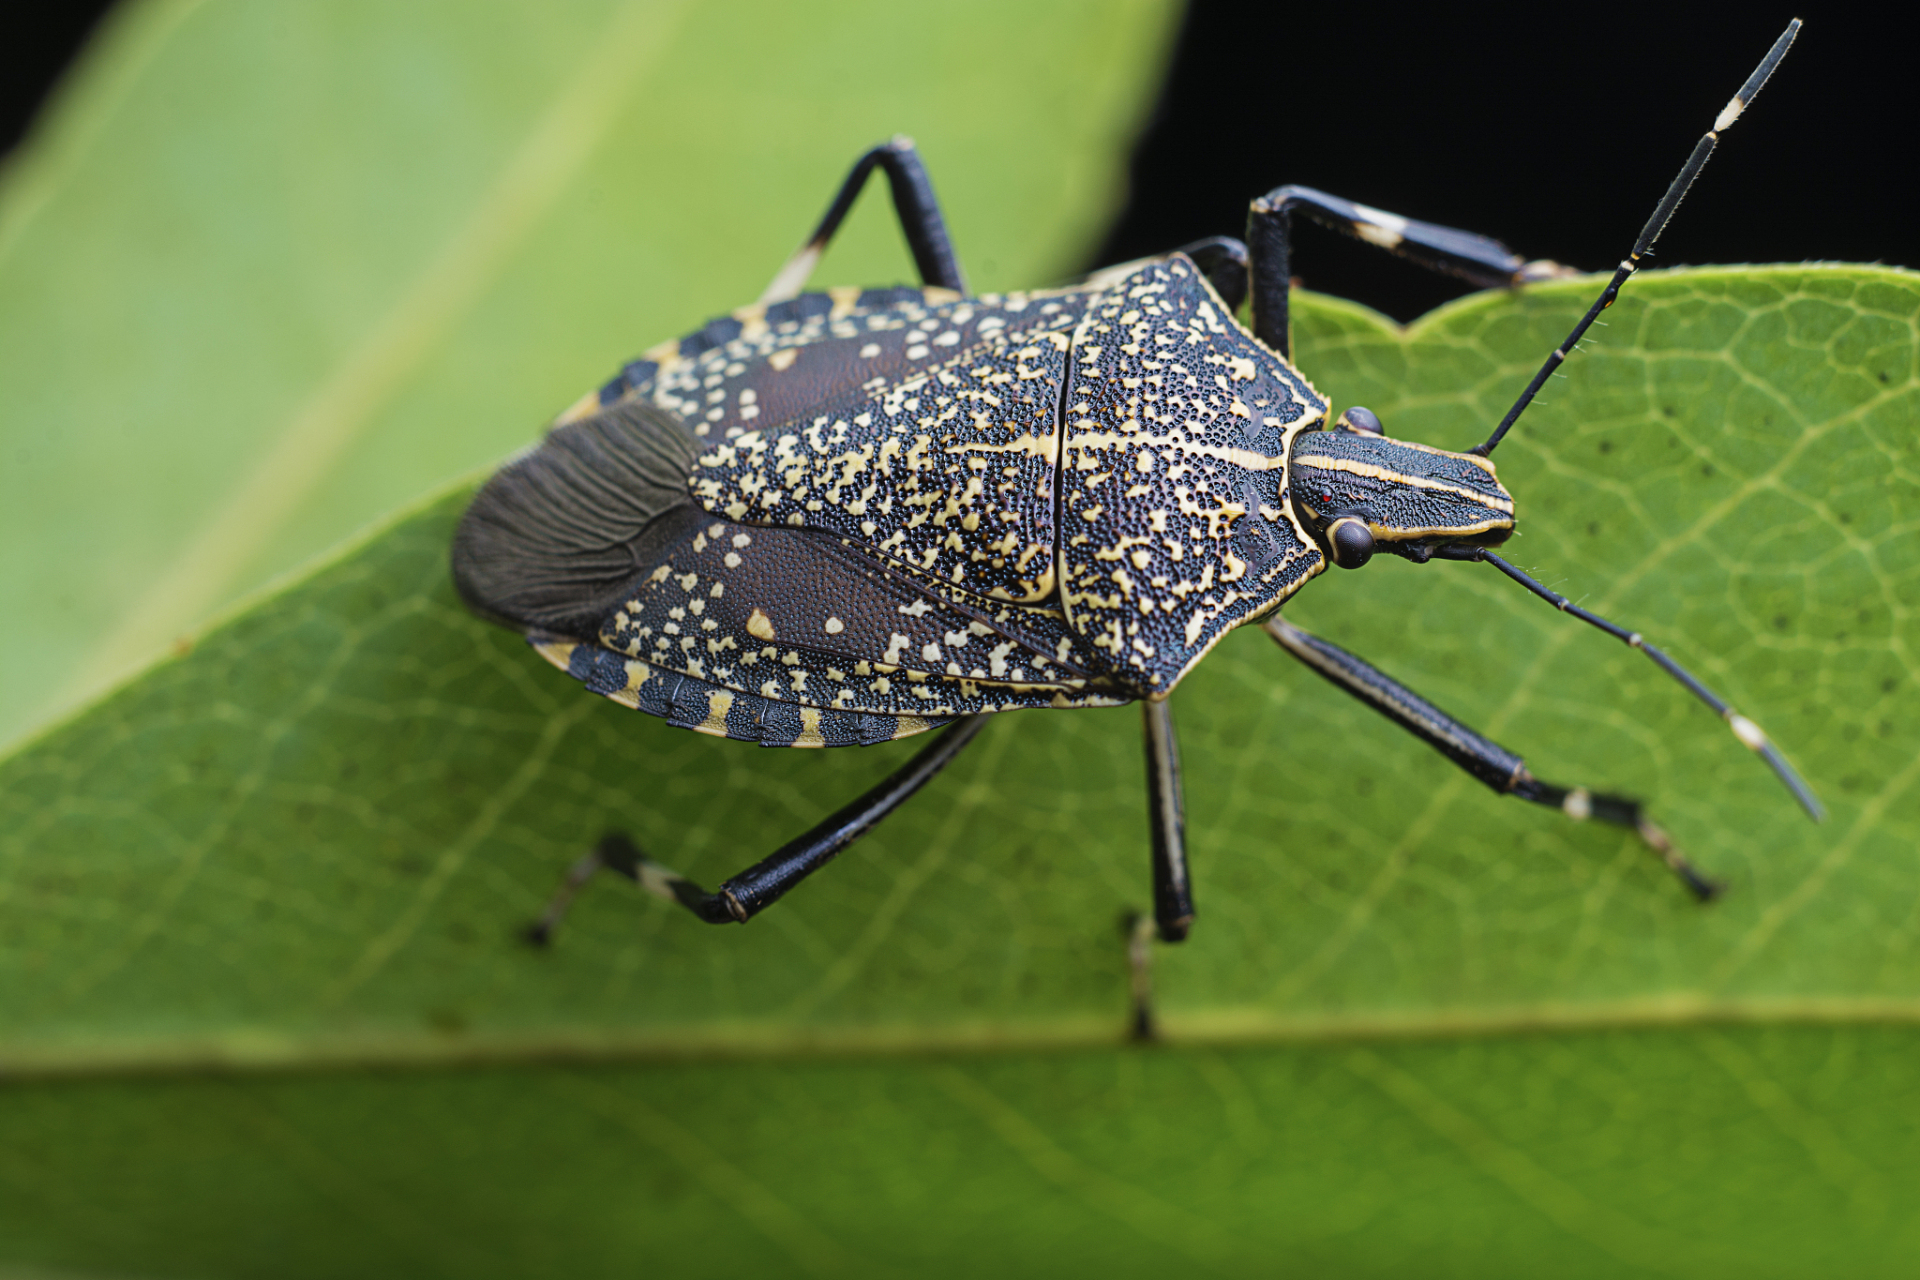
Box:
2;2;113;157
6;2;1915;323
1096;2;1917;319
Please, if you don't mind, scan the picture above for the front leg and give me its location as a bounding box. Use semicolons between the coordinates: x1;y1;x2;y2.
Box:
1265;614;1721;900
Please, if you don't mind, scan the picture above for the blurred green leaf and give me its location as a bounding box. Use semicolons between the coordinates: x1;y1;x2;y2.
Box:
4;265;1919;1278
0;0;1177;747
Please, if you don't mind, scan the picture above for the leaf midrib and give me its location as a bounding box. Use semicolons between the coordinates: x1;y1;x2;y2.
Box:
8;992;1920;1082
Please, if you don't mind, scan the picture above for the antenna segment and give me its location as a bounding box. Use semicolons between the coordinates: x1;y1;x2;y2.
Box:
1470;19;1801;458
1438;545;1825;820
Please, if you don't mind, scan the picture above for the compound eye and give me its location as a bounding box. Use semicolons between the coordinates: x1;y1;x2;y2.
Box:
1337;406;1384;435
1328;517;1374;569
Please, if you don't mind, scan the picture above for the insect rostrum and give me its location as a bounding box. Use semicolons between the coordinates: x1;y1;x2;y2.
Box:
452;23;1818;983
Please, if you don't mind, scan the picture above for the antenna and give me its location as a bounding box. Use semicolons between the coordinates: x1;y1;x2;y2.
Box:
1470;19;1801;458
1438;546;1824;820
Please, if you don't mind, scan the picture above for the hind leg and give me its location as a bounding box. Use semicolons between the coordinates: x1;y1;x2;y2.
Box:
527;715;989;942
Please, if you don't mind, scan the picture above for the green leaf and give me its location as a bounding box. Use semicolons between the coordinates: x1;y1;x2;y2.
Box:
0;0;1178;749
5;265;1918;1278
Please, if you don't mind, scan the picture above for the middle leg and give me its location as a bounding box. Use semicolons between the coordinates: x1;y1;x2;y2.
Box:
1141;698;1195;941
1122;699;1195;1042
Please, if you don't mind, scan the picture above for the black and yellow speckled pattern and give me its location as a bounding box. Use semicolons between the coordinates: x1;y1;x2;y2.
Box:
527;633;952;748
464;257;1346;745
685;298;1080;604
1059;256;1327;694
588;504;1126;720
566;285;1080;440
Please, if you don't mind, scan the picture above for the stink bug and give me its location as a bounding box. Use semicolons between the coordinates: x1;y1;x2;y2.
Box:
453;22;1819;971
